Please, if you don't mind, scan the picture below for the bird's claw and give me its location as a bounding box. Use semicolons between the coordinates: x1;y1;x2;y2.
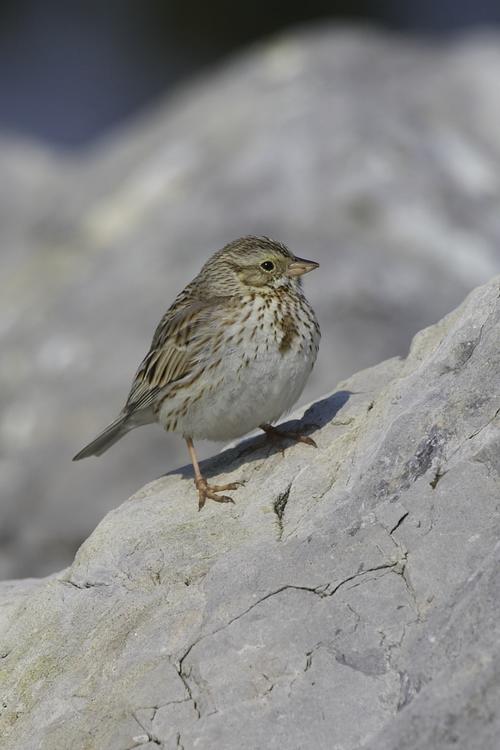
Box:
260;424;318;450
195;477;242;510
211;480;245;491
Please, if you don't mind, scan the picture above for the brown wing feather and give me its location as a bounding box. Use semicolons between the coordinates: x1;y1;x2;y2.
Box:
124;298;218;415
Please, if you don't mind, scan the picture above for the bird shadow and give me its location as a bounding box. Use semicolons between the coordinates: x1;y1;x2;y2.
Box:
170;390;352;482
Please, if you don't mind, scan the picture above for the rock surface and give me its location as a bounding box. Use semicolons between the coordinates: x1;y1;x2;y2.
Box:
1;276;499;749
4;27;500;577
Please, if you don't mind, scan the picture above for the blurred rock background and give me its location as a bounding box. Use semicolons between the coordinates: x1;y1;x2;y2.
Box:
2;0;500;578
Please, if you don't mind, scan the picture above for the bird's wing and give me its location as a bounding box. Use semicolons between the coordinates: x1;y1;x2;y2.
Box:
124;298;220;415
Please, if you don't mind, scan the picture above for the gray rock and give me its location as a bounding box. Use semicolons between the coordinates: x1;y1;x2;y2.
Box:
3;26;500;578
0;275;499;749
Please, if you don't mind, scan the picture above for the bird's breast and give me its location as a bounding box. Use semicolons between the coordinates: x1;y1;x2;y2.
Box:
222;292;319;361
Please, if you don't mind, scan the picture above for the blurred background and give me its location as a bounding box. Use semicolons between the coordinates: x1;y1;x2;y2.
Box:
2;0;500;578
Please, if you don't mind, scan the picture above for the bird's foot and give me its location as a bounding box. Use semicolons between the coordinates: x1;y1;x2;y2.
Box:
260;423;318;450
195;476;243;511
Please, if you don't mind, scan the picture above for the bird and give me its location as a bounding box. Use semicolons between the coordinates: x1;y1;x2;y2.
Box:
73;236;320;509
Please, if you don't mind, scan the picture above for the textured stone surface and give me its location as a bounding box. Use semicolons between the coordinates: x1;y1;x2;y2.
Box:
0;276;499;749
4;28;500;577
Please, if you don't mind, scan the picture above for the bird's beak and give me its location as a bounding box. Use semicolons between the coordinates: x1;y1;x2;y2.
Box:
286;257;320;277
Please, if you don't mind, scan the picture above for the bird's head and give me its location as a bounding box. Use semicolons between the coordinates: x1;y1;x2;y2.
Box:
197;236;319;296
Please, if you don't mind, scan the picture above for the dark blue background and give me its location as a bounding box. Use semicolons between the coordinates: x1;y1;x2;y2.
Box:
1;0;499;148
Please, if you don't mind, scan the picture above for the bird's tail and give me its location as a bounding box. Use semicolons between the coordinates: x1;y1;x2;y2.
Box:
72;414;132;460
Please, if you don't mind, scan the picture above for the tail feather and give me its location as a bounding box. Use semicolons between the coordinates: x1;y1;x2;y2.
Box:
73;414;131;460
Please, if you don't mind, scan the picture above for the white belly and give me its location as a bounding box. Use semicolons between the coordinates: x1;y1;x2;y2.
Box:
182;342;315;441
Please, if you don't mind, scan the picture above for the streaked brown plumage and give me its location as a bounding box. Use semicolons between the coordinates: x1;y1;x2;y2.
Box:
73;236;320;508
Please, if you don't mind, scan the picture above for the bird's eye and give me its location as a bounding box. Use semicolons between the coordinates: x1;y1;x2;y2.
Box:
260;261;275;272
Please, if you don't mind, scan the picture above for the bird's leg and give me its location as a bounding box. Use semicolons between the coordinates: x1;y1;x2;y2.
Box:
260;423;317;449
185;437;242;511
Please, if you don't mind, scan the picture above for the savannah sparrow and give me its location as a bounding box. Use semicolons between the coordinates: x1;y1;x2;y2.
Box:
73;236;320;509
